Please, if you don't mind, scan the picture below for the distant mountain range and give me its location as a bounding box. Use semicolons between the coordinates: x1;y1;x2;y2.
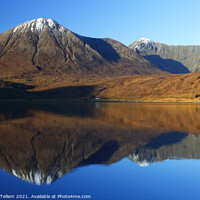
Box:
129;38;200;73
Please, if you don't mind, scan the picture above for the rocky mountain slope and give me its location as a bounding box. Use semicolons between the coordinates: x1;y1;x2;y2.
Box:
129;38;200;73
130;133;200;166
0;18;164;85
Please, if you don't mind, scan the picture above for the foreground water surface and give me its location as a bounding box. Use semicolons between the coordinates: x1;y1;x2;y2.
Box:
0;102;200;200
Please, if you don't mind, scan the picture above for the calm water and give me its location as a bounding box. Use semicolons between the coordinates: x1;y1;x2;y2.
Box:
1;102;200;200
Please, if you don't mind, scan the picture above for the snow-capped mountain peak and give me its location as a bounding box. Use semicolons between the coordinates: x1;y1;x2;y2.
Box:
13;18;64;34
128;153;149;167
11;167;63;185
138;38;151;42
129;38;157;54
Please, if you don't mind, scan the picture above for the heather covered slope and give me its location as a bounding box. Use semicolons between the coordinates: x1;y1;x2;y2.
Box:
92;72;200;102
1;72;200;102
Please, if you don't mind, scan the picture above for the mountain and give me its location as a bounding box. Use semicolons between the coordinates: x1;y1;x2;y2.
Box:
129;38;200;73
129;133;200;166
0;18;164;87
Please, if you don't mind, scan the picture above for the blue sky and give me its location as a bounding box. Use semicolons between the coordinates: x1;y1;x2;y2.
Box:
1;0;200;46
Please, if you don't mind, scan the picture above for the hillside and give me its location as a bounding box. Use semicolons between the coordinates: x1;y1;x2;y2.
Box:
1;72;200;102
92;72;200;102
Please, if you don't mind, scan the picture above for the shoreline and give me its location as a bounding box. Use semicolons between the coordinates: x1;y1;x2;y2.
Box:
0;98;200;104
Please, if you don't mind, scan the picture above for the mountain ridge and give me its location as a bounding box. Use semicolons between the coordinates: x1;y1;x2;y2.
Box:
129;38;200;73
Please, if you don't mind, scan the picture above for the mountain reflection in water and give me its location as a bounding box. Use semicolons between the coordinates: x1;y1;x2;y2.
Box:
0;102;200;185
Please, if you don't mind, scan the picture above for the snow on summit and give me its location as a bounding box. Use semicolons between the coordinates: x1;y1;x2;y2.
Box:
138;38;151;42
129;38;157;51
13;18;64;33
135;38;155;45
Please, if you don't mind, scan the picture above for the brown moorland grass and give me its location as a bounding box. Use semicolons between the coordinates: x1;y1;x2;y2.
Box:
92;72;200;102
1;72;200;102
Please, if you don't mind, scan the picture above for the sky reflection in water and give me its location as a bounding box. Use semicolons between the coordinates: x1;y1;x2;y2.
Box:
0;102;200;200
